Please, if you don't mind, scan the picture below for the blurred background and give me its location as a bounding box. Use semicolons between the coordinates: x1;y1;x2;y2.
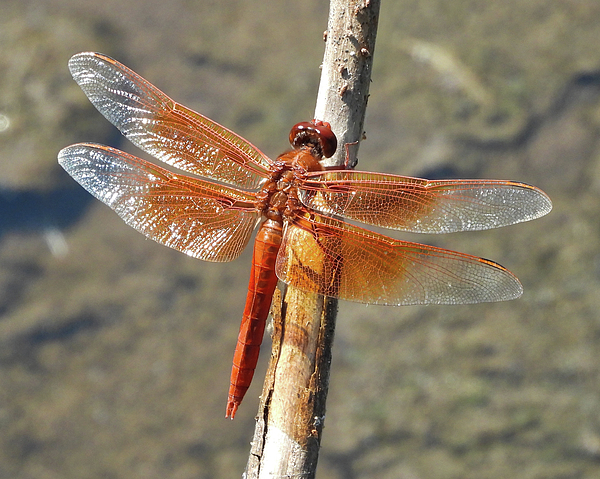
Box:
1;0;599;478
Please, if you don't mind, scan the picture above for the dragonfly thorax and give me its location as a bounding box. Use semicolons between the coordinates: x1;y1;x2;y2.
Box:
257;147;325;223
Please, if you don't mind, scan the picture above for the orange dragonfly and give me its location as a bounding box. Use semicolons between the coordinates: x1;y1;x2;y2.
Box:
58;52;552;419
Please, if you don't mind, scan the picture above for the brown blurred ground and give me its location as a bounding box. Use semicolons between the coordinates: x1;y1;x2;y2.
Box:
0;0;599;478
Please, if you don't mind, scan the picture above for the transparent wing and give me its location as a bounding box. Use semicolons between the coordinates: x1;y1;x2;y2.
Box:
299;170;552;233
276;213;522;305
58;143;260;261
68;52;272;190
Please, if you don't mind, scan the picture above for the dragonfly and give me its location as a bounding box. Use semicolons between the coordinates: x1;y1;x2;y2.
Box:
58;52;552;419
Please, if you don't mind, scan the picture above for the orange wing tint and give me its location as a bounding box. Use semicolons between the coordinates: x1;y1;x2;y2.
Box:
277;213;523;305
300;171;552;234
58;143;259;262
67;52;272;190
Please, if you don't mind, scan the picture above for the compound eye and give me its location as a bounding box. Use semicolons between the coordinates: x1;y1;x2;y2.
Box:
289;120;338;158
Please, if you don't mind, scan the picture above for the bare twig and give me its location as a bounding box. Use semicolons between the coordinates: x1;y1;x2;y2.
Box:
245;1;380;477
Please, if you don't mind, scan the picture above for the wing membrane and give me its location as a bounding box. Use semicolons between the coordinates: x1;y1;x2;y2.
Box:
299;171;552;233
276;213;522;305
68;52;272;190
58;144;260;261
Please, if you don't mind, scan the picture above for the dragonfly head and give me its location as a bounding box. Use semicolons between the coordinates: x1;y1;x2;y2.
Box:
289;120;338;159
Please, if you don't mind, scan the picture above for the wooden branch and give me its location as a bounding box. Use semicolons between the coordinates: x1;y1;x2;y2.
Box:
316;0;381;169
245;1;380;477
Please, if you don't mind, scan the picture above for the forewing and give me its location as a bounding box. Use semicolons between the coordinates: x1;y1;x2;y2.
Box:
299;171;552;233
68;52;272;190
58;143;260;261
276;214;522;305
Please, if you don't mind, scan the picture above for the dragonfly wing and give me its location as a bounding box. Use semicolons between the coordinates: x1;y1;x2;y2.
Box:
58;143;260;262
276;213;522;305
68;52;272;190
299;171;552;233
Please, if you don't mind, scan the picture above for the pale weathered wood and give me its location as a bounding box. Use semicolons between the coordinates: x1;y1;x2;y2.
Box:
316;0;381;169
245;0;380;477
